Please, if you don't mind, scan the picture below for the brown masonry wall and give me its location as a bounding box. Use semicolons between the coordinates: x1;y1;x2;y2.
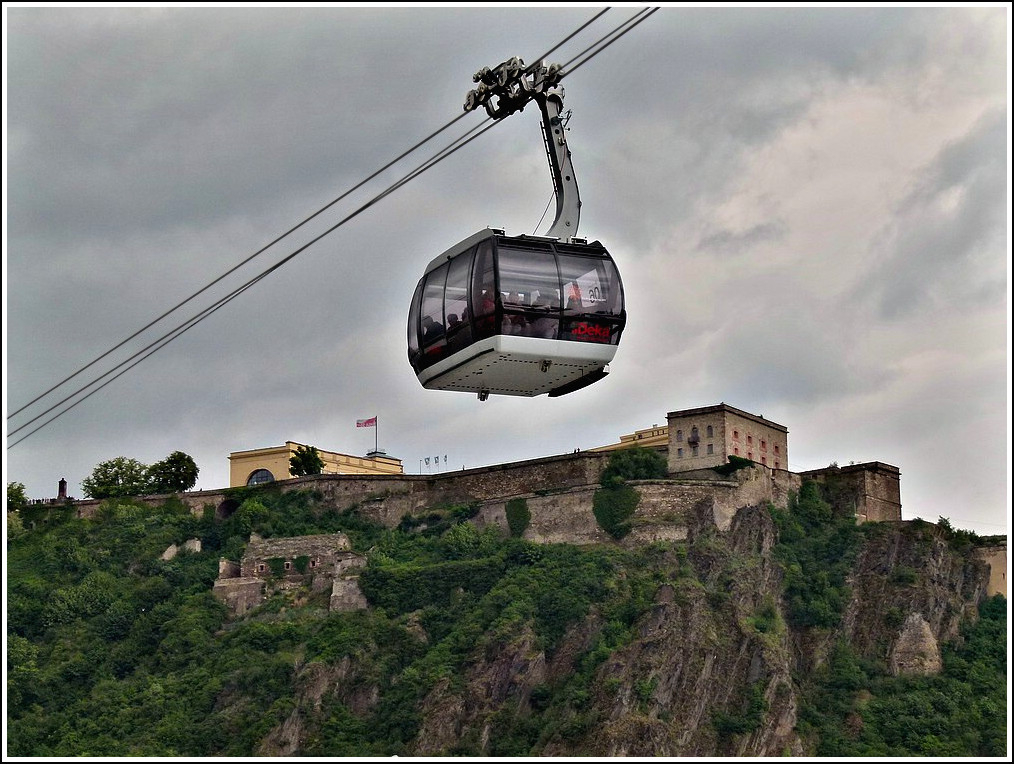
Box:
67;450;614;521
60;449;1003;599
66;453;893;548
463;466;803;547
800;462;902;522
211;577;264;616
68;452;801;534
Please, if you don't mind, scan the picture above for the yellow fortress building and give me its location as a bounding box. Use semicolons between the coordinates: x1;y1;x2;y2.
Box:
229;442;403;487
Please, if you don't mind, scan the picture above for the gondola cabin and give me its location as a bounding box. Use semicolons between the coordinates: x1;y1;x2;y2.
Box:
407;228;626;398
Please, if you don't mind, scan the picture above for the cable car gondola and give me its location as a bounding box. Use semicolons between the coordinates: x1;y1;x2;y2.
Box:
407;58;626;399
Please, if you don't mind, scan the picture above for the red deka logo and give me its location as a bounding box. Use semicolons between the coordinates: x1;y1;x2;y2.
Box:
571;322;611;342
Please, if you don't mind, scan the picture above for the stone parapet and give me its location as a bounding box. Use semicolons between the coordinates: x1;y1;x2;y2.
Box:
212;577;265;616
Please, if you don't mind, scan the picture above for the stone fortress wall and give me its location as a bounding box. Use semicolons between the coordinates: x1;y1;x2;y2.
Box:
63;403;1005;599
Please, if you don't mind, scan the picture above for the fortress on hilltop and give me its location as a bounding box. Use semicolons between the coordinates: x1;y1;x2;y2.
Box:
58;402;1005;600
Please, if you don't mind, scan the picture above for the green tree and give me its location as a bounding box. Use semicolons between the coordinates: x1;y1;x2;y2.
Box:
289;445;325;477
505;498;531;538
600;446;668;488
81;457;150;499
7;507;27;542
146;451;200;494
7;481;29;511
593;484;640;539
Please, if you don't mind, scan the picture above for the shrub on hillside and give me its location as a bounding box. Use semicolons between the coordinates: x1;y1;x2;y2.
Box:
599;447;668;488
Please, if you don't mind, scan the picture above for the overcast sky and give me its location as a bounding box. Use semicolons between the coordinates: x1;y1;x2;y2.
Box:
4;4;1010;536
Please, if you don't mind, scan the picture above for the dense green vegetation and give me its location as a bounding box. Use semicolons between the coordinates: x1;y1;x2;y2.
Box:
795;596;1007;756
5;481;1006;757
599;445;668;488
769;479;864;628
289;444;325;477
7;481;29;511
80;452;200;498
593;446;668;539
712;454;756;476
505;498;531;538
773;479;1007;757
6;491;660;756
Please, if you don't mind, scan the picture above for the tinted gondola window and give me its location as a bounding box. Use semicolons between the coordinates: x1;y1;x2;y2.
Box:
558;254;622;317
471;240;497;339
444;249;473;354
498;246;560;339
407;280;423;356
421;262;448;348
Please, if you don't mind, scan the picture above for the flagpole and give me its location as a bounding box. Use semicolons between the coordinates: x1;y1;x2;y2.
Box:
375;416;379;454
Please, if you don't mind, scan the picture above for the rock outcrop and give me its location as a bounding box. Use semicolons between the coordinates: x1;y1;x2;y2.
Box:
391;506;990;756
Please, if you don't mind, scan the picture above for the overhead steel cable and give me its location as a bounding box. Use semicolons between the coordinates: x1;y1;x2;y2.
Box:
7;275;272;450
8;8;614;426
559;6;661;78
8;7;655;448
7;115;499;445
525;7;611;76
6;110;473;422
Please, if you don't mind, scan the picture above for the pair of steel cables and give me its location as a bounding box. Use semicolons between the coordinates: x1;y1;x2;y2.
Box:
7;6;659;449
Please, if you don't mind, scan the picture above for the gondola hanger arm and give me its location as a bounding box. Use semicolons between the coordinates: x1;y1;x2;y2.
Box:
464;58;580;239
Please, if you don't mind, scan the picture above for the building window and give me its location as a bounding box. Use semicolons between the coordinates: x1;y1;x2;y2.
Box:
247;468;274;486
734;447;739;455
706;425;713;438
676;429;683;442
257;563;266;573
733;430;739;440
748;452;753;460
706;444;713;455
774;445;780;454
677;448;683;458
775;462;780;470
761;456;767;465
761;440;766;451
747;435;753;445
692;446;699;457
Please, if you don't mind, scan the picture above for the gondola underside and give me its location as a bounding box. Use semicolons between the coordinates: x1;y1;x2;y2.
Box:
417;335;616;397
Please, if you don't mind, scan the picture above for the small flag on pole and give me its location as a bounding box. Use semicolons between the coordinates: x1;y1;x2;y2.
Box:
356;416;377;428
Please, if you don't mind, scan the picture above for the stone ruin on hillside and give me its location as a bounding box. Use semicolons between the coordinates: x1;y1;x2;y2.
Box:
212;532;367;616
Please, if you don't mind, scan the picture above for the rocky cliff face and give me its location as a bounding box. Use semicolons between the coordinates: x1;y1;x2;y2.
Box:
248;495;993;757
345;504;987;757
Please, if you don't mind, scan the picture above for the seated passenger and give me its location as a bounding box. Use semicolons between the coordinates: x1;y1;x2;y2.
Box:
526;293;559;339
474;290;497;337
422;315;444;343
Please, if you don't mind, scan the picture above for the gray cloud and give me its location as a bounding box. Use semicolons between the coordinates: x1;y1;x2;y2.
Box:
5;6;1008;537
861;109;1007;320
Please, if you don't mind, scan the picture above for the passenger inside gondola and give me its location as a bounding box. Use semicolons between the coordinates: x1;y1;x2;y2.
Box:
422;315;444;342
527;291;559;339
503;291;526;335
407;229;625;396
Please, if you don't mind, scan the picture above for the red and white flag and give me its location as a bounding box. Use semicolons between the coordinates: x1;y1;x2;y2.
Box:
356;416;377;428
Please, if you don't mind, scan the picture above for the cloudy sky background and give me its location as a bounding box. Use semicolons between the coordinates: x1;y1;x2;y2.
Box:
4;5;1009;536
